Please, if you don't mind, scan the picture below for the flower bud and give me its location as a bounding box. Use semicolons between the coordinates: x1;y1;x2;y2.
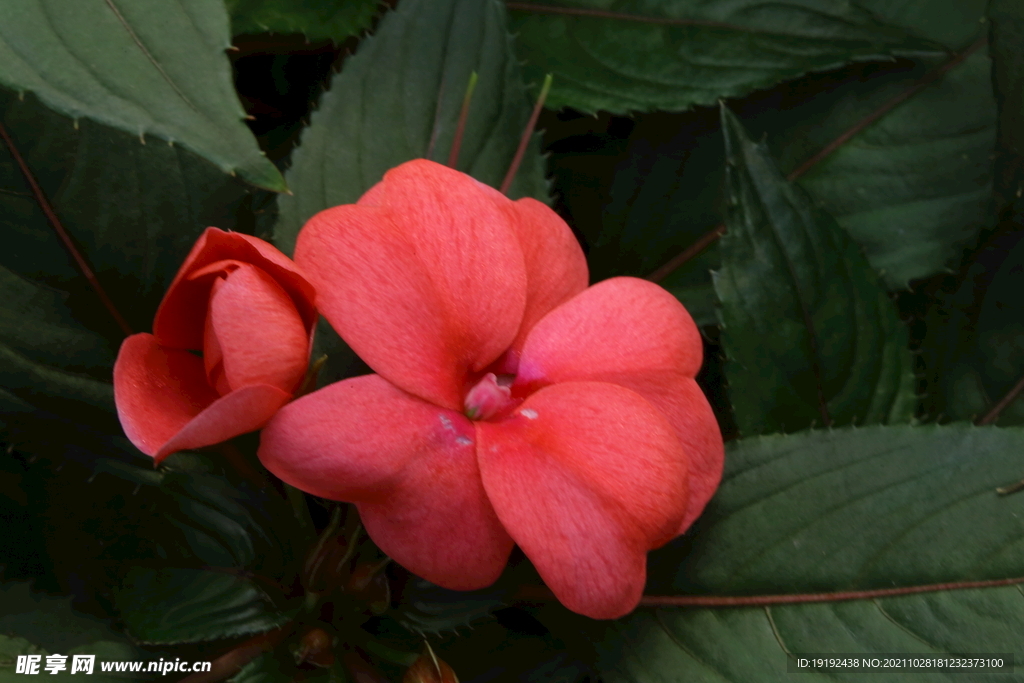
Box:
295;627;334;668
402;651;458;683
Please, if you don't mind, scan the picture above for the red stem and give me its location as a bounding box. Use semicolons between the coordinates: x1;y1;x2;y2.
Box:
447;72;478;169
517;575;1024;608
977;372;1024;426
0;119;133;336
500;74;553;195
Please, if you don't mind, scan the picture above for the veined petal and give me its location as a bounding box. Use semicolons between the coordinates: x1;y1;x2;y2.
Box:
513;280;721;531
155;228;316;350
114;333;219;457
155;384;291;462
596;373;724;534
515;278;703;394
504;198;588;357
294;160;527;410
476;382;688;619
257;375;513;589
113;334;290;462
208;263;308;394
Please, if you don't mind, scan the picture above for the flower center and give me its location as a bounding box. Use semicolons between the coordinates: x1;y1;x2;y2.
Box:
464;373;516;420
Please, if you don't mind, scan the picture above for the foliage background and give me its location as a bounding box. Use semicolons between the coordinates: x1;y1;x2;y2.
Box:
2;0;1024;681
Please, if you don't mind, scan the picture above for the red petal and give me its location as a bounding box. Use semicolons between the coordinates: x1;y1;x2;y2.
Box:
504;198;588;358
257;374;514;589
114;333;218;457
515;277;703;392
154;228;316;350
294;160;527;410
603;373;724;533
114;334;290;462
476;382;687;619
207;263;309;394
155;384;291;462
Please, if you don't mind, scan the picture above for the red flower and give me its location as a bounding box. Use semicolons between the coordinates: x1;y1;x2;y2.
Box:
114;228;316;462
257;160;723;619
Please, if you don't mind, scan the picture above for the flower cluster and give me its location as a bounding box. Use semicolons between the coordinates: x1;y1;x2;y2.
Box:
113;159;723;619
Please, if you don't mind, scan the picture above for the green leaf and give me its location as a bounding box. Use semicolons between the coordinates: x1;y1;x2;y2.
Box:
568;35;993;324
161;473;260;569
115;568;292;644
228;652;287;683
0;0;283;191
390;578;508;635
275;0;548;255
0;264;115;418
659;424;1024;593
990;0;1024;157
226;0;380;43
777;47;996;288
0;88;258;342
576;113;724;326
594;590;1021;682
592;423;1024;681
98;459;312;575
933;237;1024;425
713;107;916;435
0;582;139;683
507;0;940;115
855;0;987;49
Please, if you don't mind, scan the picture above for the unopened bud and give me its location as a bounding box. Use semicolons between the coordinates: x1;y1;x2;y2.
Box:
403;651;458;683
296;627;334;668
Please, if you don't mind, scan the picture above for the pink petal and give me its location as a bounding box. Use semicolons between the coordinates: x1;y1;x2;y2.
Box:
601;373;724;533
257;375;514;589
512;279;721;531
207;263;309;394
155;384;291;462
476;382;688;619
294;160;527;410
154;229;316;350
113;334;290;462
114;333;218;457
504;198;588;358
515;277;703;393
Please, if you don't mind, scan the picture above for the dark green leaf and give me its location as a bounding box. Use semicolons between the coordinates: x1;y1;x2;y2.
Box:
578;112;724;326
0;263;114;418
116;568;291;644
778;48;996;288
227;0;380;43
594;589;1022;683
0;582;139;682
390;578;508;635
0;89;257;342
855;0;987;48
275;0;548;255
991;0;1024;157
0;0;282;190
592;423;1024;681
568;39;993;325
507;0;940;114
228;652;287;683
933;236;1024;425
162;474;259;569
659;424;1024;593
714;107;916;435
